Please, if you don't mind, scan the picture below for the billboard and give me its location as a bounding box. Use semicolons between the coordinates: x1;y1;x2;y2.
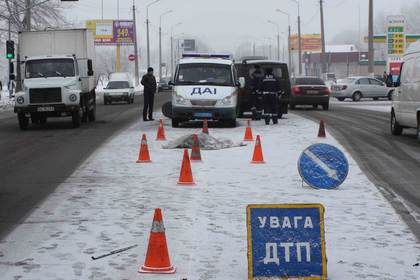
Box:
291;34;322;52
86;20;134;45
178;39;196;51
387;15;405;57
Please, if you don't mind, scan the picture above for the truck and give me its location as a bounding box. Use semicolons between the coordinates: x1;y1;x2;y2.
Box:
14;29;97;129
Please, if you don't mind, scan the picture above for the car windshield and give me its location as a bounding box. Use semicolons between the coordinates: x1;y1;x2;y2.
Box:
337;78;357;84
175;63;233;86
106;81;130;89
294;77;325;85
26;58;75;78
248;65;286;79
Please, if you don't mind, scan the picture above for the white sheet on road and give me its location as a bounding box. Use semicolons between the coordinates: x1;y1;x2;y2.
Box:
0;114;419;280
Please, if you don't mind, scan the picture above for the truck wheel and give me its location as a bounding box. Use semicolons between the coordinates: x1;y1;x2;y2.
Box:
18;113;29;130
39;115;47;125
391;111;403;136
290;104;296;110
88;103;96;122
104;98;108;105
31;114;40;124
72;109;82;128
172;118;180;128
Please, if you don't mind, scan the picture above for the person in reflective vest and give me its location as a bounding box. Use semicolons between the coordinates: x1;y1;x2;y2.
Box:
249;65;264;120
261;68;280;125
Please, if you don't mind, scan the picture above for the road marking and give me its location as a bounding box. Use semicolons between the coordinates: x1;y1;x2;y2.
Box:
304;150;339;181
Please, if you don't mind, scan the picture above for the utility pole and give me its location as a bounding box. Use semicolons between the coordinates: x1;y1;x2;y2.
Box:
146;0;161;68
276;9;292;74
320;0;327;75
368;0;374;75
159;10;173;81
170;22;182;78
25;0;31;31
268;20;281;61
297;2;302;75
132;1;140;85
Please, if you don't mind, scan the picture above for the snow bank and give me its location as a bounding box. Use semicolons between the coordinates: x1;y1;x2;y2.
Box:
0;114;419;279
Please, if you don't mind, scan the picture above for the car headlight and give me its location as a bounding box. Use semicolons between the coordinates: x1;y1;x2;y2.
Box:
69;94;78;102
16;96;24;104
221;96;233;105
173;93;187;105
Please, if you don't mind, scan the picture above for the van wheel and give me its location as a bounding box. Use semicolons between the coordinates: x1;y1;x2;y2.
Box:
290;104;296;110
172;118;180;128
225;119;236;128
352;92;362;102
337;97;345;101
72;109;82;128
391;111;403;136
88;103;96;122
322;103;329;111
388;90;394;101
417;120;420;143
18;113;29;130
373;97;379;101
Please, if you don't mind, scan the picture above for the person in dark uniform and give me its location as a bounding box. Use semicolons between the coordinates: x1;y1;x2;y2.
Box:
249;65;264;120
141;67;157;121
261;68;280;125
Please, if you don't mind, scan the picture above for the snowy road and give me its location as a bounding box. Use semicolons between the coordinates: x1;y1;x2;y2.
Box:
1;113;419;279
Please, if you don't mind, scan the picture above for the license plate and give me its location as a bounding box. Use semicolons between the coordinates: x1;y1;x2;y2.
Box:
194;112;212;118
37;106;54;112
306;90;319;94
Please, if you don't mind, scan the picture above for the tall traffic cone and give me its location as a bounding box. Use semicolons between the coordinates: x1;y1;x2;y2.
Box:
177;149;195;185
318;119;326;138
202;119;209;134
251;135;265;164
190;134;202;161
156;119;166;141
138;208;176;274
243;119;254;141
136;134;151;163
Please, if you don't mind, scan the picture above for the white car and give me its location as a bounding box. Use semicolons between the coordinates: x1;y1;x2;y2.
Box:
103;80;134;105
171;53;241;127
391;41;420;141
331;76;394;102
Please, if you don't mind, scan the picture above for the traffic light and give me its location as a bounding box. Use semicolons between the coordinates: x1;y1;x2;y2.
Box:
6;40;14;59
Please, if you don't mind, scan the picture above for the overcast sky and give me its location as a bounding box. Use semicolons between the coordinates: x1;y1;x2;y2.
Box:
64;0;420;53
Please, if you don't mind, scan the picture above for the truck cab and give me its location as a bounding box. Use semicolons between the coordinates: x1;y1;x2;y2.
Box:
171;53;240;127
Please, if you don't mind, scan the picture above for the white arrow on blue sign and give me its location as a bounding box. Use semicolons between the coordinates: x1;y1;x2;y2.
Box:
298;143;349;189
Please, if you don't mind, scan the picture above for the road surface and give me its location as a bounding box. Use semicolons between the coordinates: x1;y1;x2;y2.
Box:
0;92;171;238
296;101;420;240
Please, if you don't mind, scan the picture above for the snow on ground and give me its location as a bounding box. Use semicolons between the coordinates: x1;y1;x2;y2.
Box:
0;114;419;280
331;99;392;113
0;89;14;112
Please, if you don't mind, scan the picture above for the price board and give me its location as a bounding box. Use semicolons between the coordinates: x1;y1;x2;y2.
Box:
387;16;405;57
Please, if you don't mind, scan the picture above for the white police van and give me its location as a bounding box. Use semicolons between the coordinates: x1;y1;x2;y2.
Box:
171;53;242;127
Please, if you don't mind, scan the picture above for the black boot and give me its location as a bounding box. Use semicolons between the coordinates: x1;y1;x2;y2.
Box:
265;115;270;125
272;115;278;124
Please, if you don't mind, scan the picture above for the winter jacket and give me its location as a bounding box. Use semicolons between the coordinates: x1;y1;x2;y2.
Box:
141;73;157;93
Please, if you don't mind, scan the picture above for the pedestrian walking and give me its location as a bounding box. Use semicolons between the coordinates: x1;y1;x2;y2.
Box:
261;68;280;125
141;67;157;121
0;80;3;91
386;72;394;87
249;65;264;120
383;71;388;83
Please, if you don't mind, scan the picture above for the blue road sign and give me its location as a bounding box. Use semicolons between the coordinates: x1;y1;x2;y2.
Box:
298;143;349;189
247;204;327;280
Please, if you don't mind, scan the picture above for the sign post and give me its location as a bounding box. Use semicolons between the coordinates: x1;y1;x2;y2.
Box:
247;204;327;280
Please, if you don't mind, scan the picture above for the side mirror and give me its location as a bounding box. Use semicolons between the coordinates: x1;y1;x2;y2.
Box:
87;59;94;76
239;77;245;88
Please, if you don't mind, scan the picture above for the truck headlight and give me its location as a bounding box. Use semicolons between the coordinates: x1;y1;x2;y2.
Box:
64;82;78;90
173;93;187;105
16;96;24;104
69;94;78;102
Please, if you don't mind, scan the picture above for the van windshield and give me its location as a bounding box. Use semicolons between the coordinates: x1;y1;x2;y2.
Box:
106;81;130;89
26;58;75;78
175;63;233;86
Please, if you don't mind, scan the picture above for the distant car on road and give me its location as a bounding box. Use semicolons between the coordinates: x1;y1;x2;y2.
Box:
290;77;330;110
331;76;394;102
103;80;134;105
158;77;173;91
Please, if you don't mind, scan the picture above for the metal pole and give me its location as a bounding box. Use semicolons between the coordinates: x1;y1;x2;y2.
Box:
159;25;162;80
288;25;292;73
132;1;140;86
297;6;302;75
117;0;120;19
368;0;374;75
320;0;327;75
170;35;174;78
146;16;150;68
25;0;31;31
277;33;280;60
8;17;12;98
101;0;104;19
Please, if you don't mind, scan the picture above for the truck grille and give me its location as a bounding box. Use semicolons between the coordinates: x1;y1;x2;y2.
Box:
29;88;62;104
190;100;217;106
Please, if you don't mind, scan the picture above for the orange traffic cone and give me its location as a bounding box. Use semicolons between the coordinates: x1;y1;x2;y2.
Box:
177;149;195;185
138;208;176;274
202;119;209;134
136;134;151;163
190;134;202;161
251;135;265;164
243;119;254;141
318;119;326;138
156;119;166;141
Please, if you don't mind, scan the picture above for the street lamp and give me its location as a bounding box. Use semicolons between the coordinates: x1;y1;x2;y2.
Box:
268;20;281;61
289;0;302;75
171;22;182;78
276;9;293;74
159;10;173;81
146;0;161;68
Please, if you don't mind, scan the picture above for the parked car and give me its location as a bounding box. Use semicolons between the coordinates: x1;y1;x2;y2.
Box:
103;73;135;105
391;41;420;141
331;76;394;102
235;59;290;118
290;76;330;110
158;77;173;91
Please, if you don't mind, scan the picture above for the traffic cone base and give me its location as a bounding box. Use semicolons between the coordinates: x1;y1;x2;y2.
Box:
139;265;176;274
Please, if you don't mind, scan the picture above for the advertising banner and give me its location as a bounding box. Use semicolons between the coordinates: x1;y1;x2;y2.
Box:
291;34;322;52
387;15;405;57
86;20;134;45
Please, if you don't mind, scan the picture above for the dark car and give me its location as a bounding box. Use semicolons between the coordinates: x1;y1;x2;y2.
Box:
290;77;330;110
158;77;173;91
235;59;291;118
